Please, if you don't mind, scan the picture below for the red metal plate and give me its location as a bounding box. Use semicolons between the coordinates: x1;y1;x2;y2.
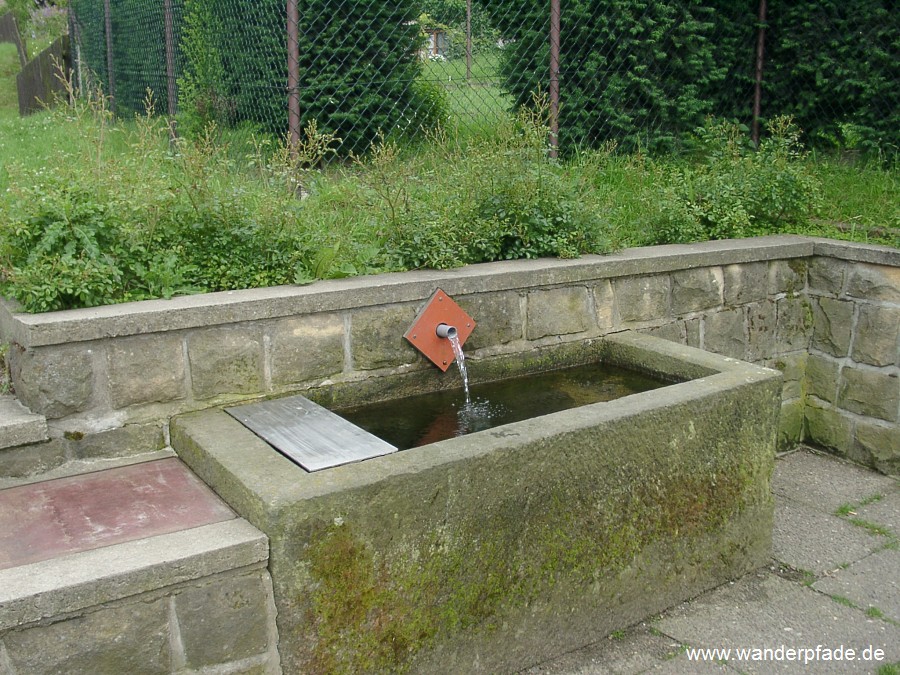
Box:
404;289;476;371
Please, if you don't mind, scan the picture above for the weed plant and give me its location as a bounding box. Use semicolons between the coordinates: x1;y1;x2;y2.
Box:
639;117;824;245
362;95;612;270
0;42;895;312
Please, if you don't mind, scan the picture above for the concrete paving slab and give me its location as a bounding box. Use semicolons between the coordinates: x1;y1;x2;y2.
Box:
655;573;900;673
772;450;896;513
645;654;741;673
528;450;899;675
521;626;687;674
813;548;900;623
856;490;900;537
773;497;884;574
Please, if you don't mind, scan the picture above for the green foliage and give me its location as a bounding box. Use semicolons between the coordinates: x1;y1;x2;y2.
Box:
0;90;315;311
371;98;611;269
704;0;898;160
175;0;445;154
645;117;822;244
492;0;724;154
3;0;35;29
764;0;898;159
292;0;439;154
177;0;231;135
490;0;897;159
69;0;181;115
0;50;893;314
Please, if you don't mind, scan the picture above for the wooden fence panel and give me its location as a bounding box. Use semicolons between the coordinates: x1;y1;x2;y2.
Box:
0;12;28;67
16;35;70;116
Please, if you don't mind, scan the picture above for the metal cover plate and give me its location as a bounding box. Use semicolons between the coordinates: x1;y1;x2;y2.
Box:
404;288;476;371
225;395;397;472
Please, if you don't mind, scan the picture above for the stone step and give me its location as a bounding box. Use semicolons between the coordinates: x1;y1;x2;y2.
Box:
0;457;281;673
0;457;236;570
0;448;177;490
0;394;47;451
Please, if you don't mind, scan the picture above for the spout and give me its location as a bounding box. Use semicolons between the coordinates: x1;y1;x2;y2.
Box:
436;323;458;339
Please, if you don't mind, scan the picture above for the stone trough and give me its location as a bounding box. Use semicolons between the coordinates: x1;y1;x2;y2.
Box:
172;330;781;674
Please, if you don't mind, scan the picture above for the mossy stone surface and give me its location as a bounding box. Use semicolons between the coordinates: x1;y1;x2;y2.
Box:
172;333;780;674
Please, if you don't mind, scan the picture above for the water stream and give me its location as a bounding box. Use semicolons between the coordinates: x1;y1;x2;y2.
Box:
447;333;470;404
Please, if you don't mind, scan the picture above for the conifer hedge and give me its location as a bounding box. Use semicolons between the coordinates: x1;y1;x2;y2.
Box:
67;0;899;157
71;0;440;154
492;0;897;156
491;0;725;153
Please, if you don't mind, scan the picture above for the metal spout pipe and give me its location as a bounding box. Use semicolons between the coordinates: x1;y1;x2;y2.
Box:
435;323;458;339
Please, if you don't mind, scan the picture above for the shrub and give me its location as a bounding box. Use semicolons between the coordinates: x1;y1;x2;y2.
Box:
69;0;444;153
177;0;443;154
645;117;822;244
376;98;612;268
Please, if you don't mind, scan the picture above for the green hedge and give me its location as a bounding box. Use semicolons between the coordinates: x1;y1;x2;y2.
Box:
491;0;725;153
764;0;898;155
71;0;440;153
70;0;182;114
67;0;900;157
492;0;898;156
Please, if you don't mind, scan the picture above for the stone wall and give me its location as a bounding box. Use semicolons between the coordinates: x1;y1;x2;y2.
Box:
1;235;898;474
804;250;900;474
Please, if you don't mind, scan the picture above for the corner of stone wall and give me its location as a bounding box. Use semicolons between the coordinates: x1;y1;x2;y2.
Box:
802;252;899;475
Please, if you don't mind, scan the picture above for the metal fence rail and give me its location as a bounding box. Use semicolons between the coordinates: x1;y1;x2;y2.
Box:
67;0;898;157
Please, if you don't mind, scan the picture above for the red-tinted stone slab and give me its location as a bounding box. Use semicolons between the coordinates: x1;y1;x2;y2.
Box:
0;458;235;570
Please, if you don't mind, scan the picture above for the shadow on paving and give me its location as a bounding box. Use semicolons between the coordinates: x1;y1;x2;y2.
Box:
523;447;900;674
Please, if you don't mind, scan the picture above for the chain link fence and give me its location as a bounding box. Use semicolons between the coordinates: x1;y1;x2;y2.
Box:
67;0;898;158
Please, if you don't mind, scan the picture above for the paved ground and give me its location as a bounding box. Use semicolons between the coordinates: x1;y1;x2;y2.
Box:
522;447;900;674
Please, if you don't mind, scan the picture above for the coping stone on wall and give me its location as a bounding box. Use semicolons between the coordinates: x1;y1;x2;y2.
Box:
0;236;815;349
811;238;900;267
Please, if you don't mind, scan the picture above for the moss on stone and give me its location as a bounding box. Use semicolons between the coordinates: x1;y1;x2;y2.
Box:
301;452;765;674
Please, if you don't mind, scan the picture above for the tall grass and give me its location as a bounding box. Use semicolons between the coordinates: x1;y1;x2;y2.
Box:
813;154;899;239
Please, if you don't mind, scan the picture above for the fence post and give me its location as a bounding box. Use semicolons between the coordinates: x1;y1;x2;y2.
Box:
752;0;767;147
103;0;116;111
549;0;561;159
67;9;79;96
164;0;178;130
465;0;472;81
287;0;301;153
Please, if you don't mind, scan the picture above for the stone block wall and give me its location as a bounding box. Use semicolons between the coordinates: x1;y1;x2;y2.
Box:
1;236;897;474
805;257;900;474
1;568;278;674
